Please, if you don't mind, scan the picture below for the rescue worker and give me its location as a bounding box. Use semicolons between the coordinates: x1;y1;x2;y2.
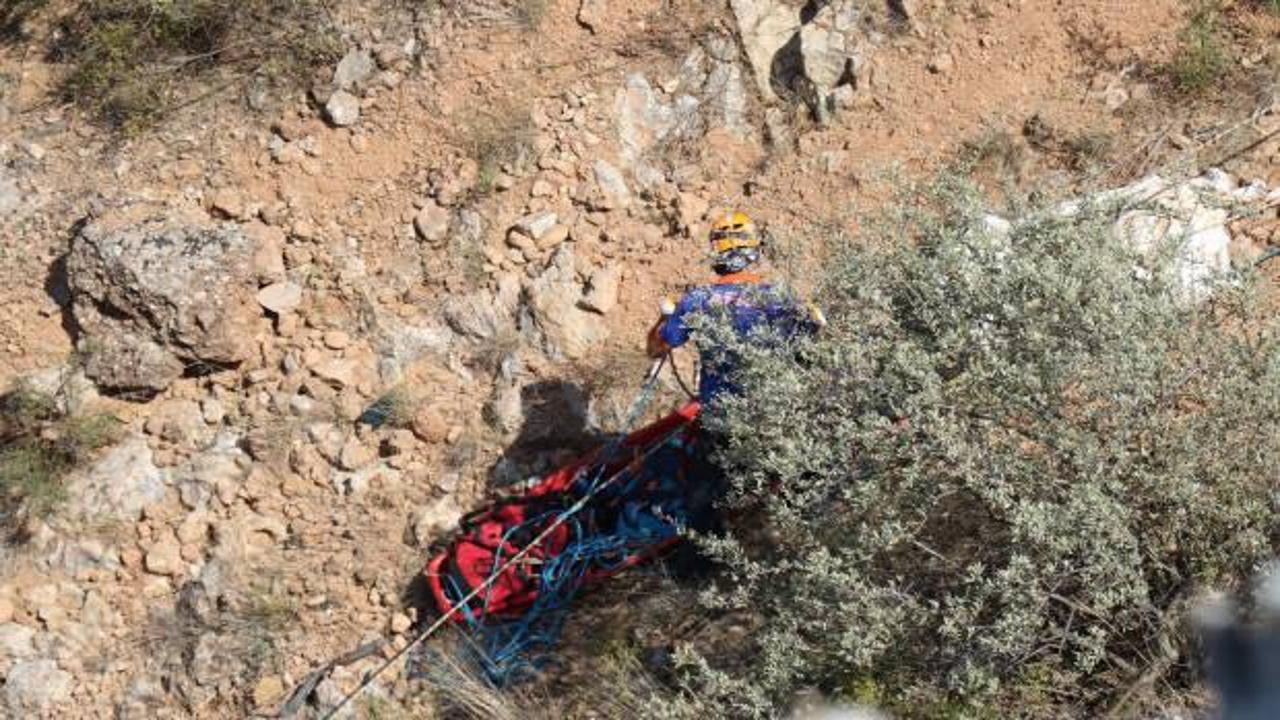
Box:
645;211;824;545
646;210;825;407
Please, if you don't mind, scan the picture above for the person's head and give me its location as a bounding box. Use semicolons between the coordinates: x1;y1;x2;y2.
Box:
708;210;761;275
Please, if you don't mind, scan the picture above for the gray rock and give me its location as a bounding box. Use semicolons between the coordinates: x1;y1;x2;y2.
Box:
799;0;863;91
67;205;261;394
81;331;184;396
64;436;166;522
704;58;751;138
257;281;303;314
729;0;801;101
613;73;703;186
44;539;120;575
0;170;21;215
592;160;631;209
671;46;709;94
412;497;463;546
326;91;361;127
525;245;608;359
0;623;35;660
512;211;559;240
176;448;246;511
413;202;451;244
6;659;73;713
580;265;621;314
444;292;510;340
333;49;376;92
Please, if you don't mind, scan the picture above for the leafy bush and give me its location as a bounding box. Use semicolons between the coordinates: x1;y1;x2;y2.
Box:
672;176;1280;717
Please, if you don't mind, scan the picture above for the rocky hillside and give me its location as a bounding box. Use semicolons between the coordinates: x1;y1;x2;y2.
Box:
0;0;1277;717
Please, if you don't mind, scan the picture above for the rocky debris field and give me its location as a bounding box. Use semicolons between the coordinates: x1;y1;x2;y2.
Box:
0;0;1277;716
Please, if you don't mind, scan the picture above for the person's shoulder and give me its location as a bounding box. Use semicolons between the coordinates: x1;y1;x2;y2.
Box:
678;285;716;304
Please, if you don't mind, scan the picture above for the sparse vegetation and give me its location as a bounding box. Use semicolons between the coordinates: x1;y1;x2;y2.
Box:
1171;2;1228;94
47;0;340;128
0;384;122;534
471;329;523;376
462;107;536;196
363;385;423;429
1063;128;1116;171
959;126;1026;187
444;0;551;31
661;175;1280;717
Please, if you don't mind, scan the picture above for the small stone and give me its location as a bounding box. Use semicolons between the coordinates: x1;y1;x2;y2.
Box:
257;281;303;315
0;622;35;659
512;211;559;240
1102;84;1129;112
144;538;183;576
253;675;286;708
413;202;451;244
927;52;954;74
1170;133;1194;150
577;0;605;31
593;159;631;209
311;358;358;388
325;91;361;127
333;48;376;91
249;225;287;283
536;224;571;251
339;437;375;471
390;612;412;635
531;178;556;197
209;188;245;220
200;399;226;425
412;497;463;546
322;330;351;350
411;406;450;444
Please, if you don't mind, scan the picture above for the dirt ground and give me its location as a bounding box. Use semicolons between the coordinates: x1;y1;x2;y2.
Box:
0;0;1277;717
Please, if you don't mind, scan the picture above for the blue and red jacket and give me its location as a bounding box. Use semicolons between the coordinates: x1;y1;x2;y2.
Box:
651;271;821;405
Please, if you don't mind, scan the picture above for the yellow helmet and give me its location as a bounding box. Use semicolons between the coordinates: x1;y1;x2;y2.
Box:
708;211;761;255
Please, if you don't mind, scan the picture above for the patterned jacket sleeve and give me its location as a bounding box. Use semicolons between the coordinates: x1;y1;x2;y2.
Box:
659;290;703;348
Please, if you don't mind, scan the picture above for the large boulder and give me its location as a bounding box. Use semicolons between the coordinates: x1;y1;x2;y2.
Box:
67;204;263;394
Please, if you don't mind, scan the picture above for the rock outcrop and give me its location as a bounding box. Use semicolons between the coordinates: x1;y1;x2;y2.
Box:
524;245;608;360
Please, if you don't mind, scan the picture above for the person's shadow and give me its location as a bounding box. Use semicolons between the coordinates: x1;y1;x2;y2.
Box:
486;380;606;490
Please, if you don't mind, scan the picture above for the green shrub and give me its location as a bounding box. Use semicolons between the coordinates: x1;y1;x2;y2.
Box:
671;175;1280;717
1171;3;1227;94
53;0;339;128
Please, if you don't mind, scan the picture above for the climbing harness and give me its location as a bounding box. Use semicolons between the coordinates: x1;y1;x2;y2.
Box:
317;355;704;718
